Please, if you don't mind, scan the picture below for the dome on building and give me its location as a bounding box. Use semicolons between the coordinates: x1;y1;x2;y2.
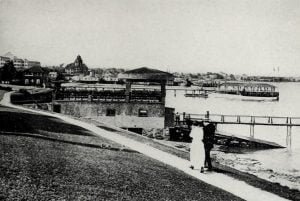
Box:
65;55;88;75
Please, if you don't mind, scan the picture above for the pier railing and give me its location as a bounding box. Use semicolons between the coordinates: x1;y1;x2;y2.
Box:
187;113;300;126
55;89;163;103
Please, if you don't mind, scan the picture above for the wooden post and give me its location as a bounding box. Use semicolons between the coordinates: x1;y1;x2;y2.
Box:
286;126;292;149
268;117;273;124
51;89;56;112
125;81;131;103
250;124;255;138
161;81;166;104
205;111;210;119
286;118;292;149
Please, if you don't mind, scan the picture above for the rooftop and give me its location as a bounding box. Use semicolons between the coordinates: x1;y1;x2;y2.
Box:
24;66;44;73
3;52;15;59
118;67;173;82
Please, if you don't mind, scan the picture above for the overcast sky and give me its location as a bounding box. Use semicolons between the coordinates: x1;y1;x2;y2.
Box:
0;0;299;76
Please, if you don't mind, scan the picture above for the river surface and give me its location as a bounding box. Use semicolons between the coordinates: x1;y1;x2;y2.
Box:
166;82;300;190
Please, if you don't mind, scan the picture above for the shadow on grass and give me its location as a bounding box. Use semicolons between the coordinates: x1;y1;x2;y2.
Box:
97;125;119;132
0;110;92;136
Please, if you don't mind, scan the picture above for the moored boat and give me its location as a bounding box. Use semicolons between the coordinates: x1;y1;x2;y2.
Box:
184;91;208;98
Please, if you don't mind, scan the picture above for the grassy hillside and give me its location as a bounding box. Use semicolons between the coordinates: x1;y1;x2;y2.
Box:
0;105;242;200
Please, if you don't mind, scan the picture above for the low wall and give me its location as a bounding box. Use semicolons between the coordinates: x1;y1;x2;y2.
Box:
57;101;165;129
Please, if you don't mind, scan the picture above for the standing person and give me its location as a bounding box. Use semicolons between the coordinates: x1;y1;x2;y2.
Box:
175;112;180;125
189;122;205;171
185;114;192;130
202;122;216;171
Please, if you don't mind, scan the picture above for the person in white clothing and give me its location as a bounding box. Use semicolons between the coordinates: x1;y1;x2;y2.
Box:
189;123;205;172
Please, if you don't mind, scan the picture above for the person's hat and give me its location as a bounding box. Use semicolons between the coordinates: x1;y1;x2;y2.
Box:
203;118;211;126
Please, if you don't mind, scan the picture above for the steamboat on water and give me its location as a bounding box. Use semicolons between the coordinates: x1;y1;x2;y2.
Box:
213;82;279;101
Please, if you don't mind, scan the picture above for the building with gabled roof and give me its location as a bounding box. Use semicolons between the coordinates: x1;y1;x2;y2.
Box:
55;67;175;136
118;67;174;85
23;66;46;86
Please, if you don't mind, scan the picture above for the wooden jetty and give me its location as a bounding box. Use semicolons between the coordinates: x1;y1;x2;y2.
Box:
179;111;300;148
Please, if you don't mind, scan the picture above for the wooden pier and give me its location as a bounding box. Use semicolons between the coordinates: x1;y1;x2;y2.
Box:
180;111;300;148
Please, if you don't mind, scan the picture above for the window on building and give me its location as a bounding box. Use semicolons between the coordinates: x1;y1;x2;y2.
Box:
138;109;148;117
36;79;40;84
25;79;29;85
106;109;116;116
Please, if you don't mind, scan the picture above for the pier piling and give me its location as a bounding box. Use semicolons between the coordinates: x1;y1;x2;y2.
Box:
250;124;255;138
286;126;292;148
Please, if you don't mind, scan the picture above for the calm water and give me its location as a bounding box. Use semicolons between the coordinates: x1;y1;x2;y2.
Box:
166;82;300;190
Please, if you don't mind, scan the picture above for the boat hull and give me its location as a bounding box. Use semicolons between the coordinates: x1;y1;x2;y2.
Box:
210;93;279;101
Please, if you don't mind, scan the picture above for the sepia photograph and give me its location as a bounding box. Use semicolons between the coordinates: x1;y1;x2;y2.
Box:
0;0;299;200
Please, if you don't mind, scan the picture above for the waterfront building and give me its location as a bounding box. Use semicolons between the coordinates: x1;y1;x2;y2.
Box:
54;67;175;136
218;82;277;94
